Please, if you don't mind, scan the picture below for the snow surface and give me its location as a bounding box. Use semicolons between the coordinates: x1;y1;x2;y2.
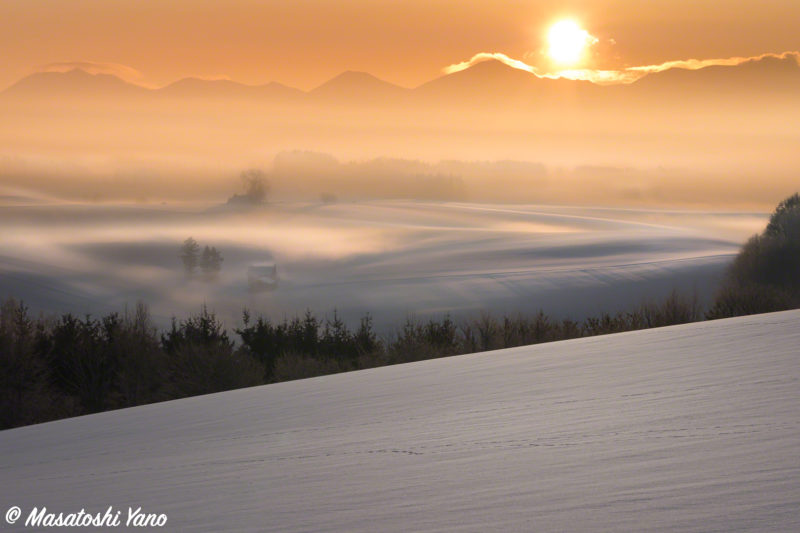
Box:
2;311;799;532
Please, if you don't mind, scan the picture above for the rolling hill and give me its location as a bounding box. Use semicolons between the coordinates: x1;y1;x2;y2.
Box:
2;310;799;532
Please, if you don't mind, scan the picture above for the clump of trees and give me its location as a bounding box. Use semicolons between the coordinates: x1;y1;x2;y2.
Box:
0;300;263;429
236;310;380;382
707;193;800;318
162;306;263;397
180;237;223;279
227;168;269;206
0;290;707;429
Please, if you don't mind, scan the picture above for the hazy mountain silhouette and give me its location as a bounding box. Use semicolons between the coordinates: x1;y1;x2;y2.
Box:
3;55;799;108
2;56;799;199
627;54;800;103
308;71;409;104
2;69;148;100
415;59;600;108
158;78;304;102
601;54;800;118
416;60;538;101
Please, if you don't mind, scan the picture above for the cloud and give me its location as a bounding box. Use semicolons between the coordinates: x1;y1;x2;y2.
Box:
544;68;641;84
626;50;800;74
37;61;144;83
441;52;639;84
442;53;538;76
442;51;800;85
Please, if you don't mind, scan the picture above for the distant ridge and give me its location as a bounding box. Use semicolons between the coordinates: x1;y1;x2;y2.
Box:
2;54;799;108
157;77;304;101
309;70;409;103
415;59;539;98
2;68;148;99
415;59;600;105
630;54;800;94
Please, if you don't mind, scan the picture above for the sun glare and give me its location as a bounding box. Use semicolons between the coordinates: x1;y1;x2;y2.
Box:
547;20;593;65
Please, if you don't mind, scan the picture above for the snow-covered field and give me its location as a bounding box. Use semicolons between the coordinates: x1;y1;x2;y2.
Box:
2;310;799;532
0;198;764;328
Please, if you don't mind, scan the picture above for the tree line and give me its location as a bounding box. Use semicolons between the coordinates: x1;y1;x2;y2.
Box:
1;293;703;429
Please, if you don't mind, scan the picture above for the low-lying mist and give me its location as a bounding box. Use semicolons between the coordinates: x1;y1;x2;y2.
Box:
1;149;795;210
1;58;795;329
0;196;765;332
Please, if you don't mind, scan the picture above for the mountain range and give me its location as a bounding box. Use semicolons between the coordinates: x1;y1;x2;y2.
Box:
4;54;799;108
2;53;798;171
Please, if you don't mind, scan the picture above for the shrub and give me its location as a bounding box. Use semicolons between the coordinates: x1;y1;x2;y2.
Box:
388;316;459;363
272;352;344;382
637;290;702;328
706;282;792;319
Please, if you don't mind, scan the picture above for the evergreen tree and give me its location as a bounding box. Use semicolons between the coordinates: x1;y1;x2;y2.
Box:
180;237;200;275
200;246;224;278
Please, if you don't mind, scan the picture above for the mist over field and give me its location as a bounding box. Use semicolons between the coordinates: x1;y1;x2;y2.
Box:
0;188;765;330
0;54;789;328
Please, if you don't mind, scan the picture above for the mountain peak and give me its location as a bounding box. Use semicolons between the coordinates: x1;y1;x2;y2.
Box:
414;58;544;102
310;71;407;100
2;68;144;97
460;58;527;74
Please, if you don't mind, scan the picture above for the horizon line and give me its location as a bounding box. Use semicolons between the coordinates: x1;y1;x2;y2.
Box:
4;49;799;94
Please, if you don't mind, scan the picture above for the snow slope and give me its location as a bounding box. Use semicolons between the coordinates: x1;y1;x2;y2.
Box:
2;311;799;532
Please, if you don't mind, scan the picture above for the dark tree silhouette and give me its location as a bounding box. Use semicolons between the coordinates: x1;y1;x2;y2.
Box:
242;169;269;203
765;193;800;240
180;237;200;275
708;192;800;318
228;168;270;206
2;289;720;429
162;306;262;397
200;246;224;278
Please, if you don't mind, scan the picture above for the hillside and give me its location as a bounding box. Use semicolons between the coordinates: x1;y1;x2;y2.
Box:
2;310;799;532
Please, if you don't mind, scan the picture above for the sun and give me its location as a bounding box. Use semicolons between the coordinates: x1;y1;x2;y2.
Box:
547;20;594;65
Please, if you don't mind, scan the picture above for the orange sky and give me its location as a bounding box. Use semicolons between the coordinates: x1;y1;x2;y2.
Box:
2;0;799;90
